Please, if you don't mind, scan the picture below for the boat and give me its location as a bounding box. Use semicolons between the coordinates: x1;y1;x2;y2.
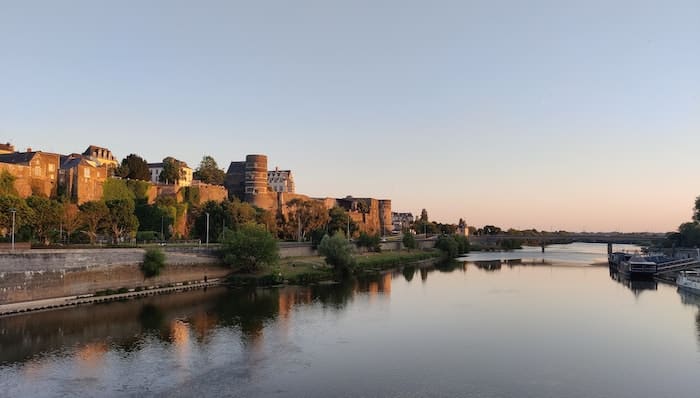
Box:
676;270;700;294
618;254;675;278
608;252;631;267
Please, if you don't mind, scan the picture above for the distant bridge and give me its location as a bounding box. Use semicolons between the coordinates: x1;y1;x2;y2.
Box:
469;233;667;248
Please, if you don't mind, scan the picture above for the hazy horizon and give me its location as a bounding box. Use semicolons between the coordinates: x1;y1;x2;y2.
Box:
1;1;698;232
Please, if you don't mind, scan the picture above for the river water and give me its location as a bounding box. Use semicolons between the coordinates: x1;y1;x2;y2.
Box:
1;243;700;397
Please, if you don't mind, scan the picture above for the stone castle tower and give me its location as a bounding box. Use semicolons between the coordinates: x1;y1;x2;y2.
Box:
378;199;392;236
244;154;270;207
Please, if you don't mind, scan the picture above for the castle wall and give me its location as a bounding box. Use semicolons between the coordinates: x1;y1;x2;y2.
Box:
0;163;32;197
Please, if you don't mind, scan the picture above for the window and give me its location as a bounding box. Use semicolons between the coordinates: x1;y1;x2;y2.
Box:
84;168;91;178
48;164;55;172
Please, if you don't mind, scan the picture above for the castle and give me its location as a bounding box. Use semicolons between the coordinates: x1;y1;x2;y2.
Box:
0;143;393;236
225;154;392;235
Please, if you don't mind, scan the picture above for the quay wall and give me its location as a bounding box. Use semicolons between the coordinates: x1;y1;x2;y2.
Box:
0;239;437;305
0;249;228;304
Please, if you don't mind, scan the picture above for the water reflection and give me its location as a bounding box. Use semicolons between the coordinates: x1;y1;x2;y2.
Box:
3;243;700;398
676;289;700;346
608;267;658;295
474;260;502;271
0;273;400;368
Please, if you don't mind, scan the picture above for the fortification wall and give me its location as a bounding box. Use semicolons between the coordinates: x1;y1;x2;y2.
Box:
195;183;227;204
0;163;31;197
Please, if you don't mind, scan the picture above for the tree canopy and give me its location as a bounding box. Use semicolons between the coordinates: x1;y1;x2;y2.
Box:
219;222;279;272
117;154;151;181
193;155;226;185
159;157;183;184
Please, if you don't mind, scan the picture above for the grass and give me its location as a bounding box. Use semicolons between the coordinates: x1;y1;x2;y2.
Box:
227;250;442;286
355;250;442;272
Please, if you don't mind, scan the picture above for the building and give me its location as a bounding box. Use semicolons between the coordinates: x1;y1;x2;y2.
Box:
392;212;415;233
0;143;14;155
59;155;108;204
82;145;119;170
148;158;193;187
268;167;295;193
0;150;61;197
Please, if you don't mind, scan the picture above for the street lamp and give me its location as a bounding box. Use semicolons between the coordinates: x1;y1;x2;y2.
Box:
205;212;210;247
10;208;16;251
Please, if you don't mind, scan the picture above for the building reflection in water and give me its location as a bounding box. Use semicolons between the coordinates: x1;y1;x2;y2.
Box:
0;272;399;373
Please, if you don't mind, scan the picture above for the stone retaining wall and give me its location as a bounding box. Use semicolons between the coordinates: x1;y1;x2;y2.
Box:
0;249;228;304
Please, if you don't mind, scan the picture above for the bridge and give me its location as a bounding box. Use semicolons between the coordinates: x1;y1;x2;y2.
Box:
469;232;667;251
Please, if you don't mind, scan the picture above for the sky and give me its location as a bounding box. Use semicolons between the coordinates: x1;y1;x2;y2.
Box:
1;0;698;232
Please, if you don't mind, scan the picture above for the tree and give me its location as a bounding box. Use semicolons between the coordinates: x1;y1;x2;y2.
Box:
0;170;18;196
219;222;279;272
159;157;183;185
482;225;502;235
26;195;61;245
102;178;136;202
435;234;459;259
105;199;139;244
356;232;381;252
79;200;109;244
285;198;330;241
0;195;33;238
117;154;151;181
61;203;81;243
193;155;226;185
694;196;700;223
402;232;418;250
420;209;429;222
328;206;357;236
318;233;356;276
454;234;470;254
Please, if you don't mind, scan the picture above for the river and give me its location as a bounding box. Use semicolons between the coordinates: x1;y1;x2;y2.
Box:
1;243;699;397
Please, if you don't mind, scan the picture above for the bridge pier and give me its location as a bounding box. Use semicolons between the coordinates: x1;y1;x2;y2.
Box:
607;243;613;257
541;244;546;253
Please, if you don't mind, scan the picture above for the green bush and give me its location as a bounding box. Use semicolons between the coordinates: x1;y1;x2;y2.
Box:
435;234;459;258
137;231;159;242
318;233;356;276
402;233;418;250
141;248;166;277
219;222;279;272
356;232;381;252
454;235;470;254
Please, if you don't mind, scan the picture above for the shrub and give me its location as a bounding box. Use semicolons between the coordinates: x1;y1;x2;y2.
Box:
435;234;458;259
219;222;279;272
356;232;381;252
402;232;418;250
141;248;165;277
318;233;356;276
137;231;159;242
454;235;470;254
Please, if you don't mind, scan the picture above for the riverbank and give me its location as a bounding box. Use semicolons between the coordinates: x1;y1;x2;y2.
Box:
228;249;443;286
0;278;222;317
0;249;444;315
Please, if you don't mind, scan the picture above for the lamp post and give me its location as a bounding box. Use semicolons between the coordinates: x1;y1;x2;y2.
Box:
205;212;210;247
10;208;16;251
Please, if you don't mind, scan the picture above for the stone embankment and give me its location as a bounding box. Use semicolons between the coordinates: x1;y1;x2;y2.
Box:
0;248;228;306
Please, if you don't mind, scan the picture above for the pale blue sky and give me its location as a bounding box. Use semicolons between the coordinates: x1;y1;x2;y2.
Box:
1;0;698;231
